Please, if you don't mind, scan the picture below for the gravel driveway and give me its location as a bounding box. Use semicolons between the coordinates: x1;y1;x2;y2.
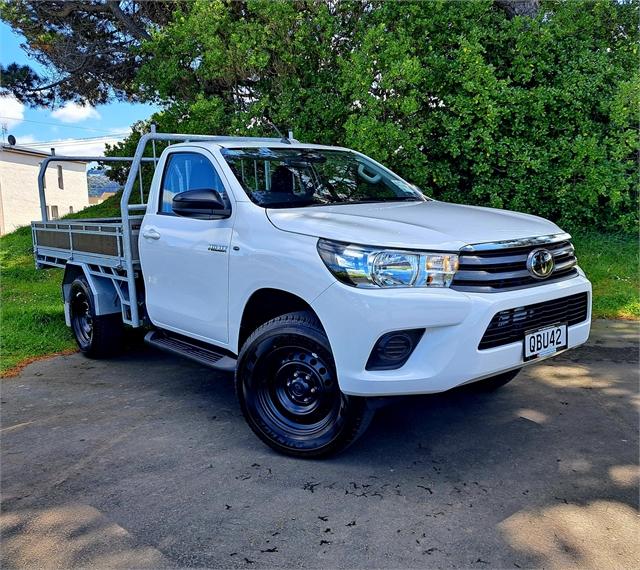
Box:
1;320;638;569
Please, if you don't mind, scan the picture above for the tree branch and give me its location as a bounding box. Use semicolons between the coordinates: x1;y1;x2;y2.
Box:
42;2;111;19
24;58;88;93
108;1;151;41
494;0;540;19
42;1;150;41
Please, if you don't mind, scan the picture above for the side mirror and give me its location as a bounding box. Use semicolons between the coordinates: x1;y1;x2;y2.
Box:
172;189;231;220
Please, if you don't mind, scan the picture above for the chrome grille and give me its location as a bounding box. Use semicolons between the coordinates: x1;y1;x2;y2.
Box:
452;235;579;292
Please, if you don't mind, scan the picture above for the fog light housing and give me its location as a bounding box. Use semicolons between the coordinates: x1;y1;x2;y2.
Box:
366;329;425;371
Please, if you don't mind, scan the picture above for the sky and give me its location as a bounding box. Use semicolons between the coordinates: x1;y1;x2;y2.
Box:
0;21;158;156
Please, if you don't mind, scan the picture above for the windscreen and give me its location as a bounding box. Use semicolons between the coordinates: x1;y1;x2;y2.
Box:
220;147;426;208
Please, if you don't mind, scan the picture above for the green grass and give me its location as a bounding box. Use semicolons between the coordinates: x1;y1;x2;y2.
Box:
1;194;122;375
0;224;75;374
65;191;123;220
571;232;639;320
1;198;638;375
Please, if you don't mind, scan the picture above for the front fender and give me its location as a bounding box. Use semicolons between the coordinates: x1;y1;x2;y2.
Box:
228;204;335;353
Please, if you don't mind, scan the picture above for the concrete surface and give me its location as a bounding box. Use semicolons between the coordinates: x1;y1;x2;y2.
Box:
1;320;639;569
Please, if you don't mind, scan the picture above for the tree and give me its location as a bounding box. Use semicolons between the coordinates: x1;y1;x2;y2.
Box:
115;0;637;232
1;0;545;107
2;0;637;232
0;0;177;105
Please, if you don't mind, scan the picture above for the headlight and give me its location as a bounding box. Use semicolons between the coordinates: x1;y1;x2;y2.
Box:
317;239;459;288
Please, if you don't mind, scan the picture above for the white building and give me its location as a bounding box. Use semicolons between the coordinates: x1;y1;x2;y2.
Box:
0;143;89;235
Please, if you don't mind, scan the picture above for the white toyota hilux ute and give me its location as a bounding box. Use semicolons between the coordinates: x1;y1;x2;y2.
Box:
32;132;592;457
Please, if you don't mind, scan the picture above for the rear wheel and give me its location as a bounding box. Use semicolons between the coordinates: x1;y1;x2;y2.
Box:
69;277;123;358
236;311;372;458
471;368;521;391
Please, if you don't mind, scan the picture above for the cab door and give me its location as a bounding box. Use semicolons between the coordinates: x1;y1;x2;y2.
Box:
139;148;233;345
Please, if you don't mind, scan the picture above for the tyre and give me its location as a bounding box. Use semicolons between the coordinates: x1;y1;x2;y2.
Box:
471;368;521;391
235;311;373;458
69;277;123;358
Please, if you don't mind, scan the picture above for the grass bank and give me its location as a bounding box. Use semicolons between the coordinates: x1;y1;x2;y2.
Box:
0;195;123;376
1;203;638;375
571;232;639;320
1;224;76;375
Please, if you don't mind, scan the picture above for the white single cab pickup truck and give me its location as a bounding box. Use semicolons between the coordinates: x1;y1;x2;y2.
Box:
32;131;592;457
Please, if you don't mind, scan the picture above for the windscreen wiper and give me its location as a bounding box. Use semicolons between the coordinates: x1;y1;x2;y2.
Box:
346;197;424;204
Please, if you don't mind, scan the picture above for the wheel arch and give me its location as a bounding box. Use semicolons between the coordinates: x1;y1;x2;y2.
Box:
62;263;121;325
237;288;325;352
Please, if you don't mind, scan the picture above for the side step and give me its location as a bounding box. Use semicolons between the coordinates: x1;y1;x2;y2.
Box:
145;330;237;372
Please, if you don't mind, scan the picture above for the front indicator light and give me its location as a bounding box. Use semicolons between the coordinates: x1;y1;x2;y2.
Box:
424;254;459;287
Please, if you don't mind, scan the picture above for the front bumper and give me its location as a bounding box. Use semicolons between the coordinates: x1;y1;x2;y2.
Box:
311;271;592;396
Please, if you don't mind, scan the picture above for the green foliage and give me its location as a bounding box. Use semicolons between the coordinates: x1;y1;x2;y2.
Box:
108;0;638;233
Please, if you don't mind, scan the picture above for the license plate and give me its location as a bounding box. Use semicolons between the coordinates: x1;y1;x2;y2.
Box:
524;323;568;361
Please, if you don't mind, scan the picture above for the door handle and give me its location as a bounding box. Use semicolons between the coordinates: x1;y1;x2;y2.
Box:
142;228;161;240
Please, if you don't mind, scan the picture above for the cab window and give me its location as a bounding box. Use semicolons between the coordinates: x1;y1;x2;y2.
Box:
159;152;227;214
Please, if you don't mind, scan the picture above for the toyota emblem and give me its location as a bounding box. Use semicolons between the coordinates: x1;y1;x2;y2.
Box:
527;248;555;279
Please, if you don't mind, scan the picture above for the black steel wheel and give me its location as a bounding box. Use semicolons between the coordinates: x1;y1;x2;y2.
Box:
69;277;123;358
71;285;94;348
236;311;372;458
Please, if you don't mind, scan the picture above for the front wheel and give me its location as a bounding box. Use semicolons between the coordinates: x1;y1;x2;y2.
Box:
235;311;372;458
69;277;123;358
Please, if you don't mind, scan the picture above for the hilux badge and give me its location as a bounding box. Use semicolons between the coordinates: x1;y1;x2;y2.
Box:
527;248;554;279
207;244;227;253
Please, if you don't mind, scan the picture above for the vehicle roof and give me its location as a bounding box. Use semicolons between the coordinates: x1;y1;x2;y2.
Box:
179;140;351;152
